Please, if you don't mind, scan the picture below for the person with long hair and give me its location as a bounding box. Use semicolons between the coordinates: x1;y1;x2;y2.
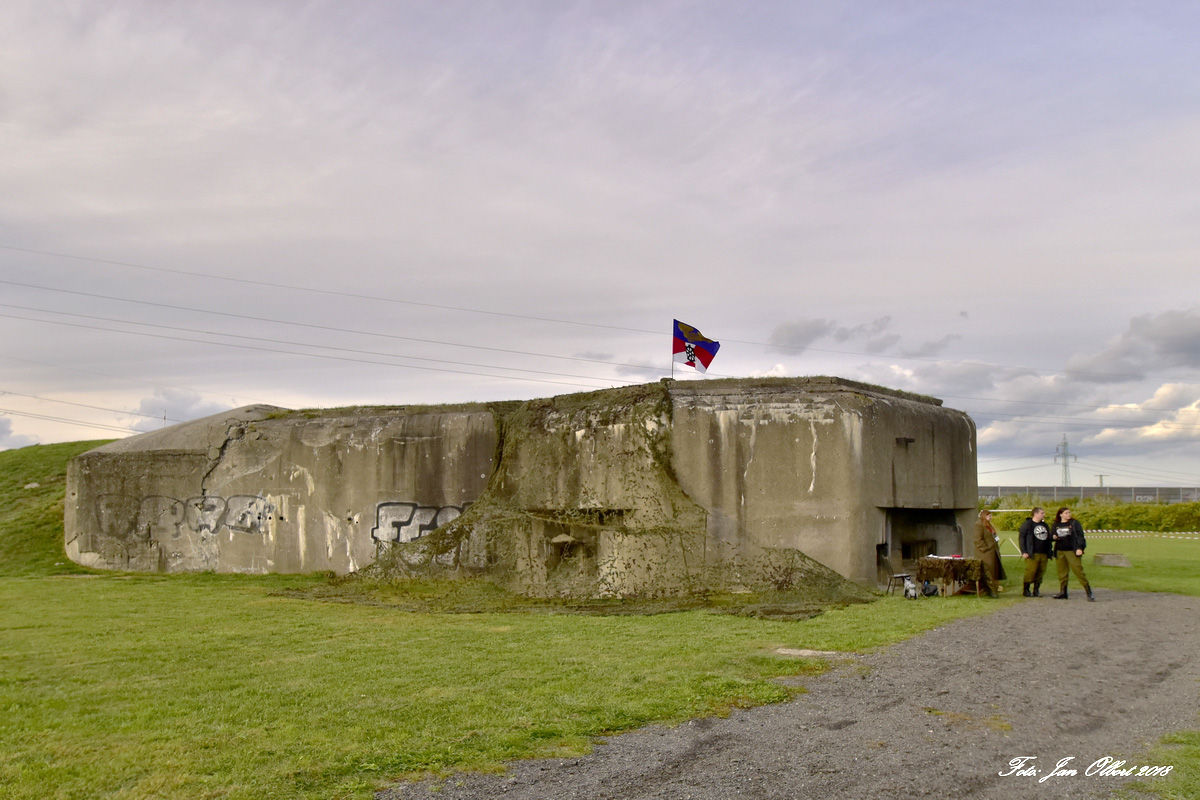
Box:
973;508;1005;597
1051;506;1094;601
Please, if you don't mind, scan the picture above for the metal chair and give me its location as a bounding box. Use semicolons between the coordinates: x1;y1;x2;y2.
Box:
881;556;911;595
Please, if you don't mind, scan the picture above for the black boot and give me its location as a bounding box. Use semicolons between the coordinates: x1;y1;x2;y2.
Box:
1087;589;1095;602
1053;588;1068;599
1032;584;1041;597
1023;583;1032;597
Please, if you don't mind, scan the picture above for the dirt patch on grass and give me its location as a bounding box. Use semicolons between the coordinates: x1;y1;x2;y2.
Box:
382;590;1200;800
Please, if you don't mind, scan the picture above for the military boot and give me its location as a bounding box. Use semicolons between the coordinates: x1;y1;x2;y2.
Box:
1087;589;1095;602
1032;584;1042;597
1022;583;1032;597
1052;588;1069;599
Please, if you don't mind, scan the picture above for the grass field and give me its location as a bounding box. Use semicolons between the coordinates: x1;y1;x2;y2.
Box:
996;531;1200;597
0;442;1194;799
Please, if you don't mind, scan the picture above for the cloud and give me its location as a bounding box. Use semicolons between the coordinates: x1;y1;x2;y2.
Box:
768;319;837;352
1065;308;1200;383
750;363;789;378
129;389;233;433
864;334;902;354
0;417;36;450
2;2;1200;489
613;358;664;379
899;334;961;358
856;359;1033;403
851;360;1101;457
769;316;897;354
831;317;892;342
1129;309;1200;367
1086;383;1200;447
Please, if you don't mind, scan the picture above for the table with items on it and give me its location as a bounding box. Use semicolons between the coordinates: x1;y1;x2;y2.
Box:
915;556;984;596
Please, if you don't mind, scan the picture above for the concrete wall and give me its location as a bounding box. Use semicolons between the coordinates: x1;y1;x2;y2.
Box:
477;386;708;596
66;404;498;574
668;378;976;584
64;378;977;590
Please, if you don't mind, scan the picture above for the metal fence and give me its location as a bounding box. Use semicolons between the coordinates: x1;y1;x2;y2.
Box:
979;486;1200;504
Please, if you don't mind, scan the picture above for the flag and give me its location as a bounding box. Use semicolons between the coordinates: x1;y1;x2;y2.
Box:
672;319;720;373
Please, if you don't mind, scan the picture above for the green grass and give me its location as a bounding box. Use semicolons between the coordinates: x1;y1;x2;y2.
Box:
0;576;1015;800
0;441;1193;799
1080;534;1200;596
1127;731;1200;799
995;530;1200;596
0;441;111;577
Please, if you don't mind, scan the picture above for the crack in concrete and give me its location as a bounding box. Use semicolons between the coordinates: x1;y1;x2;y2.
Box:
199;421;245;493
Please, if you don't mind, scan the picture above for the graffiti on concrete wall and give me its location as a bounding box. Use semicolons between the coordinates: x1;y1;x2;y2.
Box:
138;495;186;542
371;502;469;544
224;495;275;534
95;493;276;542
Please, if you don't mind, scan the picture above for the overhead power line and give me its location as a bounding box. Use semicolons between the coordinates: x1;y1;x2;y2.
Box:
0;389;184;422
0;247;1180;383
0;311;620;391
1079;456;1200;480
0;280;667;376
0;407;139;435
977;463;1057;475
0;245;656;335
5;243;1200;464
0;303;644;386
8;301;1192;428
1075;457;1200;483
0;353;275;409
4;279;1195;414
970;412;1200;432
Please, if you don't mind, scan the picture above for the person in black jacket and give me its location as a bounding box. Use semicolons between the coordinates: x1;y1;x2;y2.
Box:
1050;506;1094;601
1018;506;1051;597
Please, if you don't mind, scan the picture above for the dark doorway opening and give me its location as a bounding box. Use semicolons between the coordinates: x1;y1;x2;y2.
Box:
882;508;962;569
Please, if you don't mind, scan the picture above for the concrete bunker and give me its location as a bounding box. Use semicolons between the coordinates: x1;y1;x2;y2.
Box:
64;377;978;595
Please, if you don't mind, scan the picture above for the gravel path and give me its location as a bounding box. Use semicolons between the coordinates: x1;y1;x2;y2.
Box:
380;590;1200;800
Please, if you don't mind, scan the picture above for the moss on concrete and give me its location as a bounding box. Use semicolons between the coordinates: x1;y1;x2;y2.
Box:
359;382;873;602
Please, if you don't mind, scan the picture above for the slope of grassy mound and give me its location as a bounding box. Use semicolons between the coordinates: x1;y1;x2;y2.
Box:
0;440;112;576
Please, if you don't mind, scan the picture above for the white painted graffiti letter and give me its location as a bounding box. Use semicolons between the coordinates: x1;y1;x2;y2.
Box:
226;495;274;535
372;502;417;543
371;502;467;544
95;494;141;541
434;505;463;528
137;495;186;542
186;496;228;537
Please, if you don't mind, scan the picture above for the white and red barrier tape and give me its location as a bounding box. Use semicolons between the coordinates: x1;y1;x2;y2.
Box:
1085;530;1200;539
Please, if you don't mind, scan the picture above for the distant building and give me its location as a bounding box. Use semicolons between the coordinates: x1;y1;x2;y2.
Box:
979;486;1200;504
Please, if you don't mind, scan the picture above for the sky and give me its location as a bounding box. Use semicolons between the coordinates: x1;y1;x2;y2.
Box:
3;0;1200;489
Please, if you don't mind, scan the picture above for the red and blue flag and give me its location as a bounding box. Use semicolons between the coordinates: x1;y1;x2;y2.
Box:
672;319;720;373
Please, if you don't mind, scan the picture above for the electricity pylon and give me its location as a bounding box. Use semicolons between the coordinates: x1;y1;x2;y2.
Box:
1054;435;1077;487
